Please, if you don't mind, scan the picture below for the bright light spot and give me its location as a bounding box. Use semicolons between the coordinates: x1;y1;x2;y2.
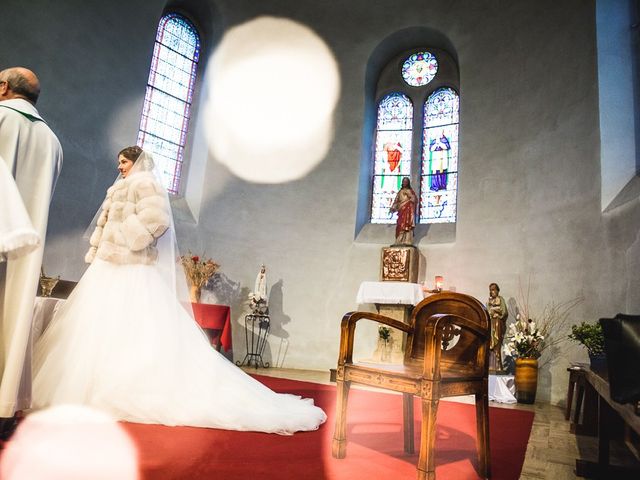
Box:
205;16;340;183
1;405;138;480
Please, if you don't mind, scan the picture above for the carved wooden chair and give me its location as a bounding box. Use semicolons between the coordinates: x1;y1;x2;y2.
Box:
332;292;491;480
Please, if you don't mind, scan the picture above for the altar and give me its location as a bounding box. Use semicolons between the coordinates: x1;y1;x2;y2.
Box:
32;296;64;341
191;302;232;352
356;280;424;363
356;281;425;307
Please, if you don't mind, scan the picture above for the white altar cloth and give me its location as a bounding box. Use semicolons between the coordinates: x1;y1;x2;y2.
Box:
356;281;424;305
22;297;65;402
488;374;517;403
32;296;64;341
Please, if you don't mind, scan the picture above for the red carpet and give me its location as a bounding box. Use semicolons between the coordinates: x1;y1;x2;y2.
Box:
121;375;533;480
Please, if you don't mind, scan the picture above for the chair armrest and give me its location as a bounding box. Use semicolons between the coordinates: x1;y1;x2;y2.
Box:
337;311;411;365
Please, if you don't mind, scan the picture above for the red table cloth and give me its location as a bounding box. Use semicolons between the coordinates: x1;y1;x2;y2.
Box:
191;303;232;352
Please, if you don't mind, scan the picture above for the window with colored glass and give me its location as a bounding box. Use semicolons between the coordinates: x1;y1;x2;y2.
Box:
420;87;459;223
371;93;414;224
137;13;201;194
367;48;459;226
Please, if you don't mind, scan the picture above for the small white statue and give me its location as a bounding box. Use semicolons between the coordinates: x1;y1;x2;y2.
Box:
248;264;268;314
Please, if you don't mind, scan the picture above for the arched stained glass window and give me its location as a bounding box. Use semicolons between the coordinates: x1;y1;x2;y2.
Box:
420;87;459;223
137;13;201;194
371;93;413;223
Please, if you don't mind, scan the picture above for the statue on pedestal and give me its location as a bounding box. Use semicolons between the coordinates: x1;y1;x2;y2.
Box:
389;177;417;246
487;282;509;373
248;264;268;314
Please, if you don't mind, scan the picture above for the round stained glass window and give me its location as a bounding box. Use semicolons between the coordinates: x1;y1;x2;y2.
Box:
401;51;438;87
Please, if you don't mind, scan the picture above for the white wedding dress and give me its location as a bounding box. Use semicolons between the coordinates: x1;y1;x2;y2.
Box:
32;258;326;434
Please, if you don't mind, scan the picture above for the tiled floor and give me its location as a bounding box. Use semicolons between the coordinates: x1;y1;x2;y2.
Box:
244;367;640;479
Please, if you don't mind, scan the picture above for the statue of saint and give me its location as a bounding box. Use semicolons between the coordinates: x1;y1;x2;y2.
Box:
487;282;508;373
249;264;268;314
389;177;417;245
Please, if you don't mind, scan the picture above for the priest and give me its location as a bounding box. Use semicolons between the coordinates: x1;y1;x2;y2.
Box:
0;67;63;438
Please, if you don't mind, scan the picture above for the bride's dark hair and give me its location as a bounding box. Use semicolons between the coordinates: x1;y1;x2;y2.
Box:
118;145;143;162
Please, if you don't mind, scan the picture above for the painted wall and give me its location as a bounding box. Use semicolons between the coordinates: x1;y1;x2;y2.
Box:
1;0;637;404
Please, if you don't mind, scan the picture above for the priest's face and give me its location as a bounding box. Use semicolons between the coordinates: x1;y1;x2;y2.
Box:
118;155;134;178
0;79;9;100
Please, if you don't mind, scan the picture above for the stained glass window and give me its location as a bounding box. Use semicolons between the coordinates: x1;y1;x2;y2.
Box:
401;52;438;87
371;93;413;223
137;13;201;194
420;87;459;223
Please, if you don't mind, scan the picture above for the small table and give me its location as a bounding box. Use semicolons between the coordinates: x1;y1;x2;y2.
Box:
566;364;597;436
236;314;270;368
191;303;232;352
575;368;640;477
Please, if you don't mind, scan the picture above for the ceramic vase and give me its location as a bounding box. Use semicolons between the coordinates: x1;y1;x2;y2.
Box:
189;284;201;304
514;357;538;404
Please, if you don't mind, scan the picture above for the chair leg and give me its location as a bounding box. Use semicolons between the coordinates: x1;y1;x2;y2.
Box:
403;393;415;454
475;391;491;478
417;397;439;480
332;378;351;459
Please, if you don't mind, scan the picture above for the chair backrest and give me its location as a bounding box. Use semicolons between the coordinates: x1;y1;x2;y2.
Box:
600;314;640;404
405;291;490;378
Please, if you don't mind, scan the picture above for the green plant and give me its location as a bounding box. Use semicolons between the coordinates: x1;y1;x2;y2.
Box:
568;322;605;356
378;325;391;343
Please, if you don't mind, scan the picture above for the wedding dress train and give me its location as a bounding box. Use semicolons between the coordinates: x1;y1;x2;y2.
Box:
32;259;326;434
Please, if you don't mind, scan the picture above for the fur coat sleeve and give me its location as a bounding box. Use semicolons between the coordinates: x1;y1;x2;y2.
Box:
121;176;170;251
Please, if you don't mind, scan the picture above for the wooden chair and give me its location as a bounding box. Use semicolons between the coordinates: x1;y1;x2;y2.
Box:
332;291;491;480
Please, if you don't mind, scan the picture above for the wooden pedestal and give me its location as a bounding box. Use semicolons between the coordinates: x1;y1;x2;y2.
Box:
380;245;418;283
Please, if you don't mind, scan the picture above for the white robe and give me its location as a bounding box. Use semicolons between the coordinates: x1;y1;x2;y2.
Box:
0;99;62;417
0;157;40;262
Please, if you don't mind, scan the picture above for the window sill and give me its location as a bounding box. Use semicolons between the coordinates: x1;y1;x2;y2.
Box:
355;222;456;245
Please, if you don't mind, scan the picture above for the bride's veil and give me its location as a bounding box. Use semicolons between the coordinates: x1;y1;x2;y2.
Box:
131;151;195;319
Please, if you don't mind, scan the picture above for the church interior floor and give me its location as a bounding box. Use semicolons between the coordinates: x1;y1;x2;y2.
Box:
243;367;640;479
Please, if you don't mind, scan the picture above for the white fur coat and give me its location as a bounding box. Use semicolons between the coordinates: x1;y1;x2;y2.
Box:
85;171;170;265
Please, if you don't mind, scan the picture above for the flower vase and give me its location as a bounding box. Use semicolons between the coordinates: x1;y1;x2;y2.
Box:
381;340;391;362
189;285;201;304
588;353;607;375
514;357;538;404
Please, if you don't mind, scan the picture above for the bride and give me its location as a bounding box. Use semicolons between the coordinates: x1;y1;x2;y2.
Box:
32;146;326;434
